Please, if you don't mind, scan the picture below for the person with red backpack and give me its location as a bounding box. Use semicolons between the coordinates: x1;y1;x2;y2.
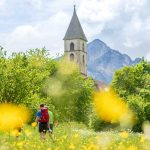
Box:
35;104;49;140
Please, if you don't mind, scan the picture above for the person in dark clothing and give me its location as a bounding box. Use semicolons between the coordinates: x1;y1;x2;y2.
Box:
35;104;49;140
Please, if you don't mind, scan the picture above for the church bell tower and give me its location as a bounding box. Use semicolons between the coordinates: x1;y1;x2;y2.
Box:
63;6;87;76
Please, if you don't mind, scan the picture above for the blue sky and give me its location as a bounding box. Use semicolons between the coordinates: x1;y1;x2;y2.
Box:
0;0;150;60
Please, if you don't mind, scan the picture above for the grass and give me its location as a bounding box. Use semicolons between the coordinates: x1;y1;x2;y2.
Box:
0;122;149;150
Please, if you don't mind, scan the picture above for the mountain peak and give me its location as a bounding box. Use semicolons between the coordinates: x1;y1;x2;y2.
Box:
87;39;141;84
87;39;110;60
92;39;106;45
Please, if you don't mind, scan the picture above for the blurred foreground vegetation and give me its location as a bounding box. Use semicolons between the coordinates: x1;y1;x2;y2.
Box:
0;122;149;150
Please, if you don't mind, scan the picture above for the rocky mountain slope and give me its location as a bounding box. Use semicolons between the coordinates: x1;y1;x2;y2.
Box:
87;39;141;84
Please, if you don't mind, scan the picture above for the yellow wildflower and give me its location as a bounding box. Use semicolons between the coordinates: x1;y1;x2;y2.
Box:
11;129;20;137
24;129;32;136
120;131;129;138
74;133;79;138
140;136;145;143
82;145;87;150
94;90;134;123
127;145;138;150
17;141;24;148
89;143;99;150
31;122;37;127
69;143;75;150
0;103;30;131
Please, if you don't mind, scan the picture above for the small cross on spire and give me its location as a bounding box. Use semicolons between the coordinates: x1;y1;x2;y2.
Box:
73;0;76;10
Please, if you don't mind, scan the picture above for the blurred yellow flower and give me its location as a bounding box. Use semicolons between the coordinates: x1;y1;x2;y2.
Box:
140;136;145;143
31;122;37;127
0;103;30;132
17;141;24;148
89;143;99;150
24;129;32;136
127;145;138;150
69;143;75;150
55;147;59;150
119;131;129;138
11;129;20;137
82;145;87;150
94;89;135;124
74;133;79;138
117;144;126;150
62;135;67;139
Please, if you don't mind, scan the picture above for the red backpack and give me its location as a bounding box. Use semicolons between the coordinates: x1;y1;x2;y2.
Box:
39;107;49;123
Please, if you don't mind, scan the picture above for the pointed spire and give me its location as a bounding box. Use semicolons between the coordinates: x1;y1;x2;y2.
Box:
73;3;76;11
73;0;76;10
63;6;87;41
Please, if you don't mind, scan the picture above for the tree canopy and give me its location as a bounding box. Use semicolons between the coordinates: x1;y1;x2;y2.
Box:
111;59;150;131
0;47;94;123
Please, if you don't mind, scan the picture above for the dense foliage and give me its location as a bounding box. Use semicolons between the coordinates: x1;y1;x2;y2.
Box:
0;47;56;105
0;47;94;123
43;58;94;123
111;59;150;132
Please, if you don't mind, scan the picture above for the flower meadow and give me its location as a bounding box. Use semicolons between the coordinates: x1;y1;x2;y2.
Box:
0;93;149;150
0;122;150;150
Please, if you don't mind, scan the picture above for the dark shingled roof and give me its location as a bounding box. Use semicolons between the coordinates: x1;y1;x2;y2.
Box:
63;6;87;41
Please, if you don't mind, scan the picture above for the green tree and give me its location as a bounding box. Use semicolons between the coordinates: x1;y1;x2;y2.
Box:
0;48;94;124
0;48;57;108
111;60;150;132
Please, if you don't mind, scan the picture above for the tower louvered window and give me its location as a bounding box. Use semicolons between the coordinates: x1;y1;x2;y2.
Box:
70;43;74;51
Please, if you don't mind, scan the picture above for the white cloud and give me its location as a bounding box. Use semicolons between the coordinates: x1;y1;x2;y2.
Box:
78;0;122;23
4;25;39;50
0;0;6;14
0;0;150;59
124;0;147;12
1;10;69;56
0;0;5;6
26;0;43;9
84;23;104;39
122;15;143;48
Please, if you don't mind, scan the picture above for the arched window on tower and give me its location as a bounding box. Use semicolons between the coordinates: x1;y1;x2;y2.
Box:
70;53;74;61
83;55;85;64
70;43;74;51
82;43;85;51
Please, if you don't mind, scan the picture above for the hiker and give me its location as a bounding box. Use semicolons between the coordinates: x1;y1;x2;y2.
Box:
35;104;49;140
48;110;54;134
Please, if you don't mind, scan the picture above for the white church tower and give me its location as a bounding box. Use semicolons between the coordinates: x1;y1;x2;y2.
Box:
63;6;87;76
